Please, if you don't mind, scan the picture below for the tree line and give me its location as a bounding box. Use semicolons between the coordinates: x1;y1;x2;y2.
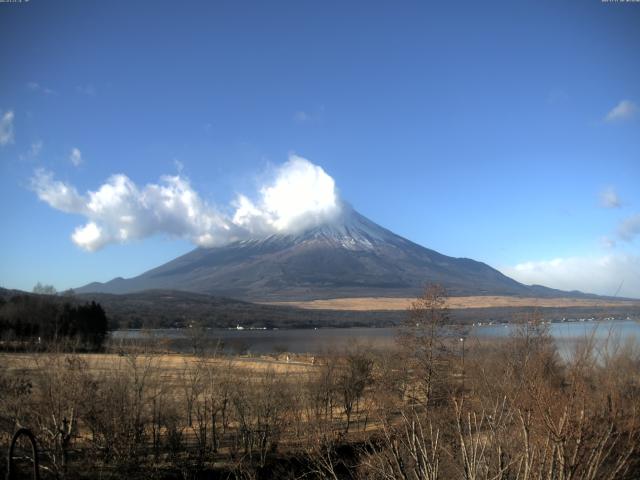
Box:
0;292;109;350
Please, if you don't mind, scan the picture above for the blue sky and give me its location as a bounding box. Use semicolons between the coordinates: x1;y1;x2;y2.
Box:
1;0;639;297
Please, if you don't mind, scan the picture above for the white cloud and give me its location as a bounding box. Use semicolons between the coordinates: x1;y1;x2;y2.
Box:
618;213;640;242
0;110;15;146
502;254;640;298
600;187;621;208
27;82;56;95
32;169;238;251
233;155;340;233
72;222;102;249
31;155;342;251
31;169;87;214
70;147;83;166
604;100;638;122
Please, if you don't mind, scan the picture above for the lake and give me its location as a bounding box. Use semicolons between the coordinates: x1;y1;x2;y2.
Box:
111;319;640;356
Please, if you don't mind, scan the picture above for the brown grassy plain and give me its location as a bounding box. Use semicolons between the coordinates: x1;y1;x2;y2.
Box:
0;351;316;377
265;295;640;310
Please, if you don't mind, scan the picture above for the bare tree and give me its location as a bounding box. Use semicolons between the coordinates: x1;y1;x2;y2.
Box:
31;353;95;477
230;368;293;467
361;399;442;480
399;284;450;407
338;350;373;433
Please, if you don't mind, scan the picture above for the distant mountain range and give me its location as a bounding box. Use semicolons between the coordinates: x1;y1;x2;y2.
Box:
76;204;599;301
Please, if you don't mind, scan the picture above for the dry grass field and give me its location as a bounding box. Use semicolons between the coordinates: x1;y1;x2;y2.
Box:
265;295;640;311
0;351;316;378
2;324;640;479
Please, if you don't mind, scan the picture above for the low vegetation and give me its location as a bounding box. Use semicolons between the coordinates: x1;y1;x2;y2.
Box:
1;286;639;479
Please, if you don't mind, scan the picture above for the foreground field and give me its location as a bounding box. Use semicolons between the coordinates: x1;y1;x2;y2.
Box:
266;295;640;311
2;319;640;479
1;351;315;377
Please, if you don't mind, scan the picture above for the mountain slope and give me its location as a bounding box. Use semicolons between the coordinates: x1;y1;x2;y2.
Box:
77;205;569;300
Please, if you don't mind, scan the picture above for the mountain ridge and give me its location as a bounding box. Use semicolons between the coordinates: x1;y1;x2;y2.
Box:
76;205;605;301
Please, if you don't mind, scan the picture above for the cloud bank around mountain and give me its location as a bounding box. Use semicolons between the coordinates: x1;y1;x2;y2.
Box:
32;155;342;251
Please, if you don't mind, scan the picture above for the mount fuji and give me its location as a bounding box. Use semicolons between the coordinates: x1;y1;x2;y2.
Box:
76;204;571;301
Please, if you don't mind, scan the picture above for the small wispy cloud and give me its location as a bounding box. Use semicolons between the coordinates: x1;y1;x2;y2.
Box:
19;140;43;161
293;106;325;124
27;81;56;96
293;111;311;123
600;187;621;208
76;84;96;96
604;99;638;122
0;110;15;146
70;147;83;167
618;213;640;242
31;140;43;156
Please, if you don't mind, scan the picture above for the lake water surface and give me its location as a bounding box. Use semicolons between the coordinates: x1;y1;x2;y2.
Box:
112;319;640;356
